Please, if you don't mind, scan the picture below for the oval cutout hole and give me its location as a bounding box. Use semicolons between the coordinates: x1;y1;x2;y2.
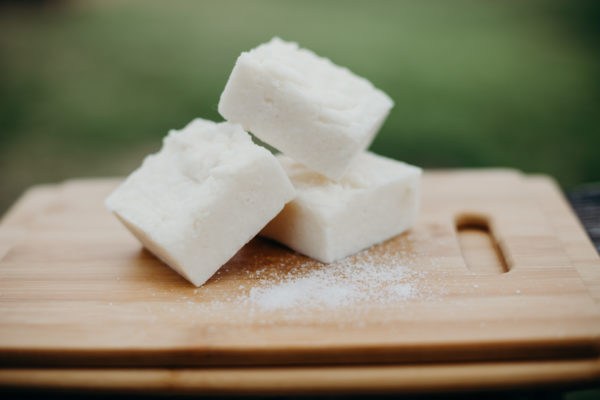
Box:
456;214;509;274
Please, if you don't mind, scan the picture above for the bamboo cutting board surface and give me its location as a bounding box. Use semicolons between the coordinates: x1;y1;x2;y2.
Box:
0;170;599;392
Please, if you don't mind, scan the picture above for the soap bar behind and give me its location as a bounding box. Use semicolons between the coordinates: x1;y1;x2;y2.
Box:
262;152;421;263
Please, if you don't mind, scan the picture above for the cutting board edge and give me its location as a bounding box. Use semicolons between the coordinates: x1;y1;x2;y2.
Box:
0;357;599;395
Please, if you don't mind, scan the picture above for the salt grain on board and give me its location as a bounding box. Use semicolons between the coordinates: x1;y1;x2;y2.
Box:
193;244;433;319
246;259;414;312
128;233;447;326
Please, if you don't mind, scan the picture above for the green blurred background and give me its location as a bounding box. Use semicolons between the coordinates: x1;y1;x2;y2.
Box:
1;0;599;213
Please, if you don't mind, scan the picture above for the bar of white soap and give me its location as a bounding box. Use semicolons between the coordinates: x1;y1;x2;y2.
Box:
262;152;421;263
218;37;394;180
106;119;295;287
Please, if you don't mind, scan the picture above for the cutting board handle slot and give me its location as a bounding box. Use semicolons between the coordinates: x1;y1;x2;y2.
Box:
455;213;510;275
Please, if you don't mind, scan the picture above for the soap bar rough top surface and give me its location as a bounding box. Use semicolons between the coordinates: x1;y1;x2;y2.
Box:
218;37;394;180
106;119;295;286
262;152;421;263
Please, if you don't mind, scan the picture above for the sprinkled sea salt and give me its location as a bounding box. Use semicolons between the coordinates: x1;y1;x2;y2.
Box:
140;234;445;326
190;243;431;319
246;259;414;311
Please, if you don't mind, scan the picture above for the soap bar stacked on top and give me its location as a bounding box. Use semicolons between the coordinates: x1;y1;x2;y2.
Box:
107;37;421;287
219;38;394;180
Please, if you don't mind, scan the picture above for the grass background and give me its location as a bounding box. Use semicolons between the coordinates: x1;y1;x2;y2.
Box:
0;0;599;212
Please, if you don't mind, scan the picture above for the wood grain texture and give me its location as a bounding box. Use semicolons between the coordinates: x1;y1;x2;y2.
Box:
0;170;599;392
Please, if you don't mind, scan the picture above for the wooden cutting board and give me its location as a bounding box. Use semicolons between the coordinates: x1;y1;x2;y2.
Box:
0;170;599;392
